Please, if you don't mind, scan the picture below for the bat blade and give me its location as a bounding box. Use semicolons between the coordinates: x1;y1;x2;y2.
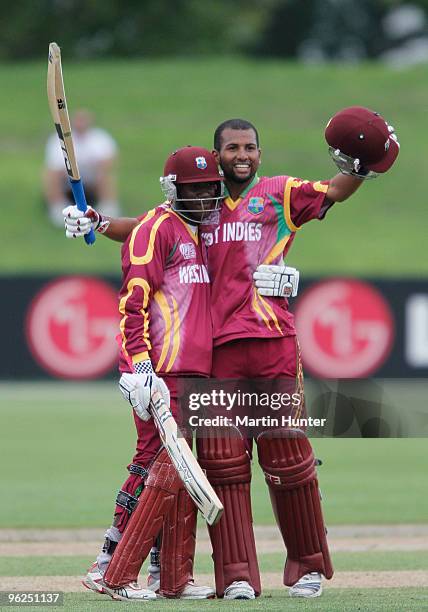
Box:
47;42;95;244
150;390;223;526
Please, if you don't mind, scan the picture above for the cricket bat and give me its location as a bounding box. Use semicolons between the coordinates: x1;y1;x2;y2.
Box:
150;389;223;526
47;42;95;245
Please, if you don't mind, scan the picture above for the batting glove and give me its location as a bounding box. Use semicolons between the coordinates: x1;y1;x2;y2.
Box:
253;264;300;298
119;360;170;421
62;204;110;238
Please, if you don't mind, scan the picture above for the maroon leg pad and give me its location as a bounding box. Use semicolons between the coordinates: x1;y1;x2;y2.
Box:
104;448;181;587
196;430;261;597
159;488;197;597
257;431;333;586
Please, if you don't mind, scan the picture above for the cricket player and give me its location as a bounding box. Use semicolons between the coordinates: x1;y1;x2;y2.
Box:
78;145;224;601
65;106;399;599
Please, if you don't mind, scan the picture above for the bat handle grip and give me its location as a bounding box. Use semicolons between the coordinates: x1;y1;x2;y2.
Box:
70;179;96;245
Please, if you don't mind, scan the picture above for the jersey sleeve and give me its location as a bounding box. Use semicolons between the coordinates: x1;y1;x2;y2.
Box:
119;210;172;367
283;177;331;230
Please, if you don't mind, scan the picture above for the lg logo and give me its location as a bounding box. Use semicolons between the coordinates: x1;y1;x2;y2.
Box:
295;279;394;378
26;277;118;379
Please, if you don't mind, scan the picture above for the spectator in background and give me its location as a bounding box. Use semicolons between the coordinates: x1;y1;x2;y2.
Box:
43;108;121;226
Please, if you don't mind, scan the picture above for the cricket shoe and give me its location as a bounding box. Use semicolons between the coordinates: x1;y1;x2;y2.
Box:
155;580;215;599
178;581;215;599
81;562;105;594
102;581;157;601
224;581;255;600
288;572;323;598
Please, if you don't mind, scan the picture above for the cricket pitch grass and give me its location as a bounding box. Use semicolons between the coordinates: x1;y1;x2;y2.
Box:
1;525;428;611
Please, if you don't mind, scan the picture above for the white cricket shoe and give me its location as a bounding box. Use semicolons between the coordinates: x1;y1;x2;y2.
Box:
179;581;215;599
103;581;157;601
82;562;105;594
288;572;323;598
224;581;255;600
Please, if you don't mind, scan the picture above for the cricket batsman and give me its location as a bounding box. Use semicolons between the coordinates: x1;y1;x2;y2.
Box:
64;106;399;599
80;146;224;600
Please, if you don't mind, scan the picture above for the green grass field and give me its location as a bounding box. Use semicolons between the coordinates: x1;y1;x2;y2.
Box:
1;382;427;610
0;58;427;275
1;382;427;527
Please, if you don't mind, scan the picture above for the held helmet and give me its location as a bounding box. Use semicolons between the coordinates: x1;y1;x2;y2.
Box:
160;146;224;223
325;106;399;179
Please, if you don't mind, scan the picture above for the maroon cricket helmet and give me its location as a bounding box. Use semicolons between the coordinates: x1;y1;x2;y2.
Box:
163;145;223;184
325;106;399;173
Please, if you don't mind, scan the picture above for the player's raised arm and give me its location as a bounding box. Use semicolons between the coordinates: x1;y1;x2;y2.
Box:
284;106;400;227
325;172;363;203
63;204;138;242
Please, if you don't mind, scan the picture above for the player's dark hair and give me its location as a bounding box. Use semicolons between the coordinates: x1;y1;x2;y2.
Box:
214;119;259;151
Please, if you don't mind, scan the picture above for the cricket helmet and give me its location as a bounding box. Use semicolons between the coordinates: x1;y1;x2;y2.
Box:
325;106;399;178
160;146;224;224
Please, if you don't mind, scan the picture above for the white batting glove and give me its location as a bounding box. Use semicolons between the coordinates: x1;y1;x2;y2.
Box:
119;360;170;421
62;204;110;238
253;264;300;298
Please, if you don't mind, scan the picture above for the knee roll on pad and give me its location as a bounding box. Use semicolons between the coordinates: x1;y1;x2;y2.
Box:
145;448;183;494
196;427;251;485
196;430;261;597
257;430;333;585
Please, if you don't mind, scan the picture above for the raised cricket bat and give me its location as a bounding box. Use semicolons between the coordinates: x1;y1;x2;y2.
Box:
150;389;223;526
47;42;95;245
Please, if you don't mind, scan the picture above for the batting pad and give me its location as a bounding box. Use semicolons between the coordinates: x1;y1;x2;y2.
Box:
197;430;261;596
160;488;197;597
104;449;181;587
257;431;333;585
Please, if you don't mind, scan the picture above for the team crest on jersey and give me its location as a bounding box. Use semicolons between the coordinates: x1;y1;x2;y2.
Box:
247;196;265;215
195;156;207;169
180;242;197;259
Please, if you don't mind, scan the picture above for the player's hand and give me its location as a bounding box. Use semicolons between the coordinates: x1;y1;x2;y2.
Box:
62;204;105;238
119;361;170;421
253;264;300;298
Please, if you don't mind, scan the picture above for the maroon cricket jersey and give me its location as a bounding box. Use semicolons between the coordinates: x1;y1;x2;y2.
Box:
202;175;330;347
119;204;212;376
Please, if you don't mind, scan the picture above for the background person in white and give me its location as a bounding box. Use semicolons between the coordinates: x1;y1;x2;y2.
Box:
43;108;121;226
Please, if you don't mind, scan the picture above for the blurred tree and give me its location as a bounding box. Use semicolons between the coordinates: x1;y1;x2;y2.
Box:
1;0;427;60
0;0;268;59
251;0;428;61
252;0;387;60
